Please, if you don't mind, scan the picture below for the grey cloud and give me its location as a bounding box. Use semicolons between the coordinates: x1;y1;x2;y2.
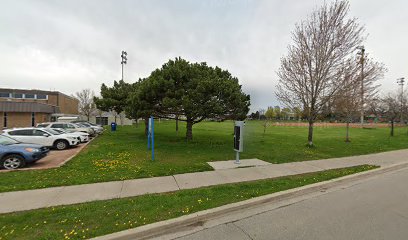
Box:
0;0;407;112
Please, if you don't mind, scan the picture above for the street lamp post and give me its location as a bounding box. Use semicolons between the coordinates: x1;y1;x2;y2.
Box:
121;51;128;81
357;46;365;127
397;77;405;124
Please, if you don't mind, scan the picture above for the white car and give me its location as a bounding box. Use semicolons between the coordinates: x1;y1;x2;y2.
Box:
50;128;89;143
2;128;79;150
74;122;104;134
37;122;95;136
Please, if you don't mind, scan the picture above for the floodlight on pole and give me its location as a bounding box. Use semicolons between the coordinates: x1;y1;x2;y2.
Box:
397;77;405;123
121;50;128;81
356;45;365;127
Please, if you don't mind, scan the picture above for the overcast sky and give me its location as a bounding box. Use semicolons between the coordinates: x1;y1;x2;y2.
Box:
1;0;407;111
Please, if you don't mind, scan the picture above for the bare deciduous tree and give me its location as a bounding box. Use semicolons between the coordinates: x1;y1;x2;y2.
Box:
333;57;385;141
276;0;364;146
75;89;96;121
360;57;386;105
333;59;360;142
381;93;401;136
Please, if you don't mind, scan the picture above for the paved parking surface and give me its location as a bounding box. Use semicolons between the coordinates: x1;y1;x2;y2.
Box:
1;140;91;172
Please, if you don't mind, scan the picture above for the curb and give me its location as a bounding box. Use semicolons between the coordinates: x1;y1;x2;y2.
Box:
92;162;408;240
58;137;95;167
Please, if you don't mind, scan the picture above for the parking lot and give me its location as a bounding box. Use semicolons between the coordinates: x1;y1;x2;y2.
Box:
1;140;91;172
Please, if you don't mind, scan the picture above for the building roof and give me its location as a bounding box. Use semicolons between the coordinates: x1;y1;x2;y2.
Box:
0;88;58;95
0;88;78;101
0;101;60;113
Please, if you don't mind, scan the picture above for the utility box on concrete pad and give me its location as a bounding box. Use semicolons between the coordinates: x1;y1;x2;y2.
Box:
234;121;244;164
234;121;244;152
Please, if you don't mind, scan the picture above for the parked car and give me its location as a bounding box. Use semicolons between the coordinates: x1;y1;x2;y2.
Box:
57;116;81;122
37;122;95;136
74;122;103;134
71;123;98;135
72;120;98;125
2;128;79;150
0;135;49;169
50;128;89;143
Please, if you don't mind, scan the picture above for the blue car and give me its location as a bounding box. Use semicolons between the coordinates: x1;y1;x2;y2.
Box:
0;135;49;170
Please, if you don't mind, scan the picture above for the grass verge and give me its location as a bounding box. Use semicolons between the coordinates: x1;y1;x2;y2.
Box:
0;165;378;240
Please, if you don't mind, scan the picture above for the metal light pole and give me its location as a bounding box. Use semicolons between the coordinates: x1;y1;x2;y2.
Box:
397;77;405;124
121;51;128;81
357;46;365;127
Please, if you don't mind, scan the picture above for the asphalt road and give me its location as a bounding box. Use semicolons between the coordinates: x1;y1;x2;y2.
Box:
175;167;408;240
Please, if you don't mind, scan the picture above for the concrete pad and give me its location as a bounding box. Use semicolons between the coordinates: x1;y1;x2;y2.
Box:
174;171;229;190
121;176;179;198
50;181;123;206
207;159;271;170
0;187;63;214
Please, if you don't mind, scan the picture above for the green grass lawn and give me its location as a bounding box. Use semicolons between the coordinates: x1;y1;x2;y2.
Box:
0;120;407;193
0;165;377;240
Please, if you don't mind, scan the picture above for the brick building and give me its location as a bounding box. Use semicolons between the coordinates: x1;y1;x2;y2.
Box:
0;88;78;128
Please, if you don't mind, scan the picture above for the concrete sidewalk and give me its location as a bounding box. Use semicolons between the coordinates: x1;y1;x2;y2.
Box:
1;149;408;214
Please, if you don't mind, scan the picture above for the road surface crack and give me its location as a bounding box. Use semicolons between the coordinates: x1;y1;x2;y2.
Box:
232;222;254;240
173;175;181;190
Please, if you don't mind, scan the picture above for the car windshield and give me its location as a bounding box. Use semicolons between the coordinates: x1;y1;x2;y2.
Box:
0;135;20;145
37;123;49;128
75;123;87;127
81;123;91;127
52;128;66;133
42;129;61;135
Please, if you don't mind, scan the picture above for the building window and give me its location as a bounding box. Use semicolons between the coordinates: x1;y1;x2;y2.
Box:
3;112;7;128
0;92;10;98
31;112;35;127
36;94;47;99
24;93;35;99
13;93;23;99
96;117;108;126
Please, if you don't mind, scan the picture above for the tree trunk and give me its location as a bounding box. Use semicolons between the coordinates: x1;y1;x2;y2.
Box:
391;120;394;137
186;120;193;141
345;121;350;142
308;119;314;146
175;115;179;134
144;117;149;137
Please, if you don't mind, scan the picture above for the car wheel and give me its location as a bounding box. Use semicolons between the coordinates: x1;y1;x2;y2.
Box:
1;154;26;170
54;140;69;150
